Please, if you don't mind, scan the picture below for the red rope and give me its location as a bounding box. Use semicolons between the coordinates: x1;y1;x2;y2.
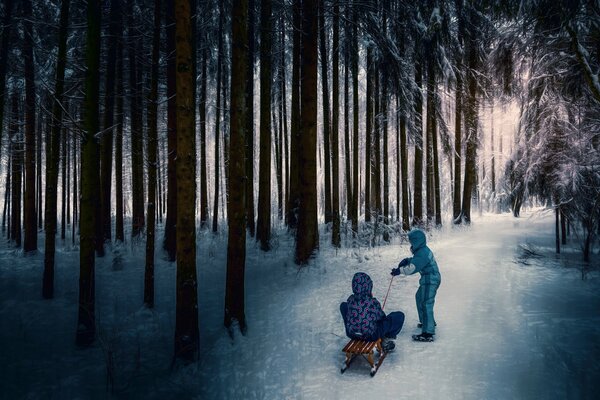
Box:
381;276;394;311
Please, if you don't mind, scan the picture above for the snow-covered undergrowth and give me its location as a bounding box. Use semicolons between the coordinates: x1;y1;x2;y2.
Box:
0;211;598;399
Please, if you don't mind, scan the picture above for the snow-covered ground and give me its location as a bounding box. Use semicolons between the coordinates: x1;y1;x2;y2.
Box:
1;211;599;399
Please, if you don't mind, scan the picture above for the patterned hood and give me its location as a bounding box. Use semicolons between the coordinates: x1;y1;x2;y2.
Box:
352;272;373;297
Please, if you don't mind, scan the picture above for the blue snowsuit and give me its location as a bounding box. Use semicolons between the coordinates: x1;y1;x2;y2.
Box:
397;229;441;335
340;272;405;341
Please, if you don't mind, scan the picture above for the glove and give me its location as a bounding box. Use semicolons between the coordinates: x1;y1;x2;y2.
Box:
391;267;401;276
398;258;410;268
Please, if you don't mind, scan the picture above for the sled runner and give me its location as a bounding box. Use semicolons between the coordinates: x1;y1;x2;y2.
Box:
340;338;387;377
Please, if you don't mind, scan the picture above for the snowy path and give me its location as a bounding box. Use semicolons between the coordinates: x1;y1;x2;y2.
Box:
197;213;600;400
1;212;599;399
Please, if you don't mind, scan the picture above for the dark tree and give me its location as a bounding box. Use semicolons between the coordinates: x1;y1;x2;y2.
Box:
9;94;21;247
164;0;177;259
76;0;101;347
225;0;248;336
412;62;424;226
0;0;14;165
100;0;121;245
128;1;145;239
295;0;319;264
145;0;161;308
287;0;301;229
256;0;272;250
319;0;332;224
331;0;340;247
245;0;256;236
22;0;37;253
212;0;225;233
43;0;70;299
174;0;199;361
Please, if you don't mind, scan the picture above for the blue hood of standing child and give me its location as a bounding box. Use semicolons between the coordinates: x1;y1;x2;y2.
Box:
408;229;427;254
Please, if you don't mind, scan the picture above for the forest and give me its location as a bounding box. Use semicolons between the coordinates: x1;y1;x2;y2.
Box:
0;0;599;397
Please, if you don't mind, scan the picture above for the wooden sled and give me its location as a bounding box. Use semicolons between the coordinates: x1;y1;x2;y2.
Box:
340;338;388;377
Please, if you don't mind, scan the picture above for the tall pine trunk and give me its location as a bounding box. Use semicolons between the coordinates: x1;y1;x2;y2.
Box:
23;0;37;253
43;0;70;299
145;0;161;308
115;24;125;243
287;0;301;229
164;0;177;259
128;3;145;239
212;0;224;234
319;0;332;224
0;0;14;166
351;7;359;235
412;62;424;226
295;0;319;264
245;0;256;235
199;49;209;228
173;0;199;361
365;47;373;223
225;0;248;335
331;0;340;247
76;0;101;347
461;28;478;224
10;93;21;246
453;76;462;223
100;0;121;246
256;0;272;250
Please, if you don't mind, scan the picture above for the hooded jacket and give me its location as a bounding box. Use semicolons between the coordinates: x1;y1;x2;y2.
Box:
344;272;385;340
399;229;441;285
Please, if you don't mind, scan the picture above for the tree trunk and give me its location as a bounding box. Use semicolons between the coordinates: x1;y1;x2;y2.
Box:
331;0;340;247
256;0;272;251
43;0;70;299
365;47;373;224
115;24;125;243
280;13;289;224
555;205;560;254
0;0;14;167
76;0;101;347
61;126;67;240
453;75;462;223
351;7;359;235
174;0;199;361
36;113;42;229
461;31;479;224
413;62;424;226
10;93;21;246
100;0;121;246
199;49;209;229
319;0;332;224
245;0;256;235
23;0;37;253
2;155;10;235
145;0;161;309
225;0;248;335
287;0;301;229
426;58;434;225
432;92;442;227
72;133;78;244
212;0;224;234
128;3;145;240
560;209;567;245
164;0;177;259
295;0;319;264
382;73;390;241
343;30;352;223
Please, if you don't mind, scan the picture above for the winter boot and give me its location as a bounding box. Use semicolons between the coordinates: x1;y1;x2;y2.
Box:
381;338;395;352
412;333;434;342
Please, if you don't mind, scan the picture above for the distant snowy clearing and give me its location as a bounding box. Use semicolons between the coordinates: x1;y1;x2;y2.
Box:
1;211;599;399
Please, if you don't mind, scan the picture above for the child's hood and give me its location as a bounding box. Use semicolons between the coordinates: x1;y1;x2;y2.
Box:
352;272;373;297
408;229;427;253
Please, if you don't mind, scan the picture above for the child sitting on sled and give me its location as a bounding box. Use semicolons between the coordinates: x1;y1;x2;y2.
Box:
391;228;441;342
340;272;405;351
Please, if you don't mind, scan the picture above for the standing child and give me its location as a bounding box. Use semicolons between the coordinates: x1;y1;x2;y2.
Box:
340;272;405;351
391;229;441;342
